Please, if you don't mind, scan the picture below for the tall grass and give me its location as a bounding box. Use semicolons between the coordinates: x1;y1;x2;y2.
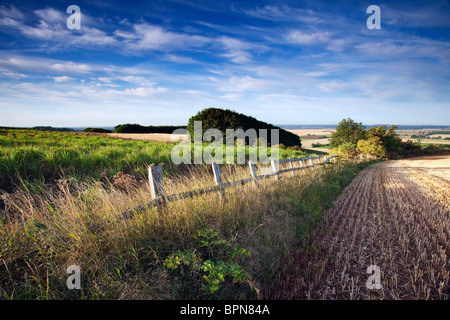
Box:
0;159;373;300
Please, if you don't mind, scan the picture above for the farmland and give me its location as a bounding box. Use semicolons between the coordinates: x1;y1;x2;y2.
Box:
278;155;450;300
0;128;448;300
287;129;333;153
0;128;374;300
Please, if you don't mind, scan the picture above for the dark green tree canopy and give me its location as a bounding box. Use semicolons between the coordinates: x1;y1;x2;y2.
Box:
186;108;302;147
83;127;112;133
113;124;186;134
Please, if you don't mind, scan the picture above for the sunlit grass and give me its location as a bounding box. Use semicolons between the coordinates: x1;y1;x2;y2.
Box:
0;129;309;193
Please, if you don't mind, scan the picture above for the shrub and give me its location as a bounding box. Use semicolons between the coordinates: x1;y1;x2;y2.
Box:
357;136;386;158
186;108;302;147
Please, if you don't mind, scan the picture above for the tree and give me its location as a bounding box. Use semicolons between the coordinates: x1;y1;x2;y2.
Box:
186;108;302;147
329;118;366;149
357;136;386;158
83;127;112;133
366;125;402;154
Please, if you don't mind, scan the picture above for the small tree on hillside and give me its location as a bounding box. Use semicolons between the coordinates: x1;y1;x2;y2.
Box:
329;118;366;149
366;125;402;154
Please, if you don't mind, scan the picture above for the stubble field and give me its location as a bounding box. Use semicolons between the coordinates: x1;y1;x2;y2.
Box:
279;155;450;300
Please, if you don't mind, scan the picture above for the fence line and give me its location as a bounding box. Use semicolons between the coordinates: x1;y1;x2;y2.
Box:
121;155;337;219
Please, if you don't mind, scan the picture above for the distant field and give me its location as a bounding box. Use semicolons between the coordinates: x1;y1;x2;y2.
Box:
287;129;332;153
285;128;450;152
287;129;334;137
108;133;187;143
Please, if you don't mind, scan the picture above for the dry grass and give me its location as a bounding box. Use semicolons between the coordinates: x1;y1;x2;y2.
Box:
1;158;372;299
277;155;450;300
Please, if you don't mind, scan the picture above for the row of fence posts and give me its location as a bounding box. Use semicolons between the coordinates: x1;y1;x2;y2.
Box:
122;154;336;218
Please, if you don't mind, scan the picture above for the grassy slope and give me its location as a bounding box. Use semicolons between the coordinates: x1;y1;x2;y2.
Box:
0;129;308;193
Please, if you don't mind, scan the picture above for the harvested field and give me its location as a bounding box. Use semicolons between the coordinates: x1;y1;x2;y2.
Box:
287;129;332;152
278;156;450;300
286;129;335;137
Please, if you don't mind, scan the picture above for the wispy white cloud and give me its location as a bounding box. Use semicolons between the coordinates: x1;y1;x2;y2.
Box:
242;5;325;25
51;62;92;73
285;30;331;45
1;71;27;79
53;75;72;83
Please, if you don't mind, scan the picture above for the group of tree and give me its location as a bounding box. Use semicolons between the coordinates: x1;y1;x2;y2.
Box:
329;118;449;159
113;124;187;134
186;107;302;147
83;127;112;133
0;126;75;132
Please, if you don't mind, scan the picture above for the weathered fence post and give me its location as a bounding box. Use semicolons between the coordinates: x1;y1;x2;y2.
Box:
212;162;226;200
148;165;165;203
309;158;314;166
299;157;303;167
271;158;279;180
248;160;259;187
289;157;295;176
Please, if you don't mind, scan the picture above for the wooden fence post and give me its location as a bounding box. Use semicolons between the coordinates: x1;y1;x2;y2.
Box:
309;158;314;166
289;157;295;176
271;158;279;180
148;165;165;202
212;162;226;200
212;162;223;188
299;158;303;167
248;160;259;187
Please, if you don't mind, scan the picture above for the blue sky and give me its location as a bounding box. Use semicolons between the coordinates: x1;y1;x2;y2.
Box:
0;0;449;127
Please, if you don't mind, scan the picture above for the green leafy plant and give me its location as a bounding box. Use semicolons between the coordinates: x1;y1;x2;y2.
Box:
163;228;255;298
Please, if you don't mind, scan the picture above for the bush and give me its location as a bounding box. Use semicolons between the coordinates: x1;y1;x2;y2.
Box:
357;136;386;158
329;118;365;149
330;142;358;160
186;108;301;147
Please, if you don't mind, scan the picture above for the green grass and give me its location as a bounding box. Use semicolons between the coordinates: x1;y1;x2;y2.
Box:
302;148;328;155
419;142;450;148
0;129;308;192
